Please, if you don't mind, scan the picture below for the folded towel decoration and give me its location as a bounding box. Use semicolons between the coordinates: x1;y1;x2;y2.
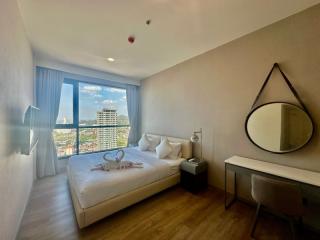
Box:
103;149;125;162
91;149;144;171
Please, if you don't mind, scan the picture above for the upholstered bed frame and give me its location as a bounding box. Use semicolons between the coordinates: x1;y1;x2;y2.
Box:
68;134;192;228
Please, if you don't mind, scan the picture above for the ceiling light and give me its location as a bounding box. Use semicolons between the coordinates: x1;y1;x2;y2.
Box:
107;57;115;62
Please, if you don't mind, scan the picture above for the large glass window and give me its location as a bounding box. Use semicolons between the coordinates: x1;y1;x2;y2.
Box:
54;80;130;158
53;129;77;157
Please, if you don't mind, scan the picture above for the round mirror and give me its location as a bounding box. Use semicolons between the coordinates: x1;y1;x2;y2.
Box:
245;102;313;153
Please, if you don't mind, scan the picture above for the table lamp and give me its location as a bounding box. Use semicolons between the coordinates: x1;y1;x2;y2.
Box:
190;128;203;161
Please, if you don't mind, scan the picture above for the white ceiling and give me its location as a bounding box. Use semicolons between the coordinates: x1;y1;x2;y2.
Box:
18;0;320;80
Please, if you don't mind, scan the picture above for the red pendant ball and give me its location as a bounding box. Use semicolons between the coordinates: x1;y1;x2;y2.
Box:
128;36;135;44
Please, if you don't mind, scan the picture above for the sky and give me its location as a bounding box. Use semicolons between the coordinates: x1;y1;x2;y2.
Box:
57;82;128;123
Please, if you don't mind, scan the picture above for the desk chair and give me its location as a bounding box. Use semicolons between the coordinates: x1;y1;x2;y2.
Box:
251;174;304;239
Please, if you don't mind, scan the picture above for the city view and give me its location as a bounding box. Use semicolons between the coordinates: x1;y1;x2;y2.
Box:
53;82;130;158
53;111;130;157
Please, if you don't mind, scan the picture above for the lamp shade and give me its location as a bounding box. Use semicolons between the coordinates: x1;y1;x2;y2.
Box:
190;133;200;142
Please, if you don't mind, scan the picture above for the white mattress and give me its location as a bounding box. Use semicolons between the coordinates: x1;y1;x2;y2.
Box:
68;147;184;208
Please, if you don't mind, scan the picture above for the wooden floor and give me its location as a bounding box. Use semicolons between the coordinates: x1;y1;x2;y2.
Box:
18;173;318;240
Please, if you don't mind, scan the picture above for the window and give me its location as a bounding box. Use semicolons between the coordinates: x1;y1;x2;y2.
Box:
53;79;130;158
53;129;77;157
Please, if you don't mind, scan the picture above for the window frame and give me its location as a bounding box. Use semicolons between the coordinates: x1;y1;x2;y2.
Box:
55;78;130;159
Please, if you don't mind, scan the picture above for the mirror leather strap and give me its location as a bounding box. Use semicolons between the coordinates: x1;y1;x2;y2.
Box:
251;63;311;116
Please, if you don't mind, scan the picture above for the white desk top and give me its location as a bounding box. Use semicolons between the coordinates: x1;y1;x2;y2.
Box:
225;156;320;187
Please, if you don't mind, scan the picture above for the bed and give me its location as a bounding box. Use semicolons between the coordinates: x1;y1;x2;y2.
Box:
68;134;192;228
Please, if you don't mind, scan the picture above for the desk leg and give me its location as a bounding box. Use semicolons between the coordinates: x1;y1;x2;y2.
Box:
225;163;237;209
225;164;227;208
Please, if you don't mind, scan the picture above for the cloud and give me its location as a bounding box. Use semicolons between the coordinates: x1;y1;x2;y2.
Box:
103;99;114;105
120;95;127;101
105;88;125;93
80;85;102;94
102;99;117;110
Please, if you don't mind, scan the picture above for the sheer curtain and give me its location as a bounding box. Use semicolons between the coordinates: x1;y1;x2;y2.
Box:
126;85;140;146
36;67;64;178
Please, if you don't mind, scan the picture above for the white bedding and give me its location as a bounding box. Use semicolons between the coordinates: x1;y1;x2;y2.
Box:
68;147;184;208
137;149;185;175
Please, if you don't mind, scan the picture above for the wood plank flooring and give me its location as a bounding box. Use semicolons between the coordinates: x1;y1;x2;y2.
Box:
18;173;318;240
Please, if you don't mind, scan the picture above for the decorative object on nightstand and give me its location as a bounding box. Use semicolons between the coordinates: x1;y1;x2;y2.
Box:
190;128;203;161
180;159;208;193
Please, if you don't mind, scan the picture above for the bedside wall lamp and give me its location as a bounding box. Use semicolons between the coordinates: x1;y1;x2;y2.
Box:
190;128;203;161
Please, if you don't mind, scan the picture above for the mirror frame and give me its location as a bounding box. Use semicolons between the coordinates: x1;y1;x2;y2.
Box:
245;101;314;154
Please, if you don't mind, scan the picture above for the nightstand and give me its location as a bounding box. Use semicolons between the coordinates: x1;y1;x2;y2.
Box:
180;159;208;192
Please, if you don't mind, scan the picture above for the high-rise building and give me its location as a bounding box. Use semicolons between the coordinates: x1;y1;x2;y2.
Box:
96;108;117;150
63;116;67;124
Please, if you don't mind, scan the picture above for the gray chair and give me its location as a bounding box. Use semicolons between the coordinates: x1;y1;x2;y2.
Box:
251;174;304;239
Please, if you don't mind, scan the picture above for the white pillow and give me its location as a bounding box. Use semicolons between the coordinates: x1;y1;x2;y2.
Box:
156;137;172;159
148;135;161;151
168;142;182;159
138;134;150;151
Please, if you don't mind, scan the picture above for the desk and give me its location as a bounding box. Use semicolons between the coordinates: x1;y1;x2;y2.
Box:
224;156;320;209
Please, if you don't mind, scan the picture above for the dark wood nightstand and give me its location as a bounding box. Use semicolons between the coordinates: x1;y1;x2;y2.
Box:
180;159;208;192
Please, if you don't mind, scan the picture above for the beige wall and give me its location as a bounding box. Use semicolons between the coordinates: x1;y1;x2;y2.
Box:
0;1;34;239
141;4;320;195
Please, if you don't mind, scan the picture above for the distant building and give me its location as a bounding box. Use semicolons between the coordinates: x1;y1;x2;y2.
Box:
96;108;117;150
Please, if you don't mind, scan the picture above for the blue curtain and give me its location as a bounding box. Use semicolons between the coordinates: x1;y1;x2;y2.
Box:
126;85;140;146
36;67;64;178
